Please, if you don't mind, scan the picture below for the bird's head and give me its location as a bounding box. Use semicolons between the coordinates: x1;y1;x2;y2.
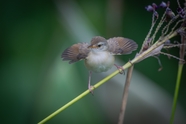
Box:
88;36;108;51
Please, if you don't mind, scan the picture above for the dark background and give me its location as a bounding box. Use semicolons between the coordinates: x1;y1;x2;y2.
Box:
1;0;186;124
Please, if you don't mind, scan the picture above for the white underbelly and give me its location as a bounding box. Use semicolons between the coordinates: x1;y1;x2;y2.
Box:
85;51;115;73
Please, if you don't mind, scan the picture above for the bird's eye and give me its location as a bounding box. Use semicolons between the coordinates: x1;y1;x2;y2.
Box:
98;44;102;47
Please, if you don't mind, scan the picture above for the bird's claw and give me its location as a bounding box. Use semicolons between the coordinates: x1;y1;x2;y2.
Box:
114;64;125;74
88;85;95;95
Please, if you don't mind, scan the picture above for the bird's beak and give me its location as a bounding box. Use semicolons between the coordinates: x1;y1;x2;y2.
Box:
88;44;97;48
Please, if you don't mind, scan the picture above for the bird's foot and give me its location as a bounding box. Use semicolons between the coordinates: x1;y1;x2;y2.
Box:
88;85;95;95
114;64;125;74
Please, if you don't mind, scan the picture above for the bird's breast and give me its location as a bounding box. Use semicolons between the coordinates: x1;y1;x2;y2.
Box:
85;51;115;73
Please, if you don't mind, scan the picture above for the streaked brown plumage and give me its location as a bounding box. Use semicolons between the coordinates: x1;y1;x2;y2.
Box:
61;36;138;93
62;36;137;63
62;43;89;63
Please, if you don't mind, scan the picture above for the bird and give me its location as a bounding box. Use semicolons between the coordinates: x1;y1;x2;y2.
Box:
61;36;138;93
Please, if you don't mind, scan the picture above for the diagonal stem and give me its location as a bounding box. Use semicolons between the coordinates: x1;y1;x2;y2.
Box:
38;62;132;124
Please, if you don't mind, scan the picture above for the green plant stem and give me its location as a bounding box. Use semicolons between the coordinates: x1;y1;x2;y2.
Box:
38;90;89;124
39;29;180;124
118;66;134;124
38;62;132;124
170;64;183;124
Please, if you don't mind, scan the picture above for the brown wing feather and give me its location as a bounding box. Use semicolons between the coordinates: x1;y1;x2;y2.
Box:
61;43;90;64
107;37;138;55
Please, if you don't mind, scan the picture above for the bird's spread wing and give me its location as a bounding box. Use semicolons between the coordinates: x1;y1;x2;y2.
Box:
107;37;138;55
61;42;90;64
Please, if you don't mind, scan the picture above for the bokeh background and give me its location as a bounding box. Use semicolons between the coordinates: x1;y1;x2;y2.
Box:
1;0;186;124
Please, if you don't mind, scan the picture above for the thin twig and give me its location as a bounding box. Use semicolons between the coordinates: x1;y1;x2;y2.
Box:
139;14;157;53
151;11;166;44
162;15;179;36
160;52;185;61
118;66;134;124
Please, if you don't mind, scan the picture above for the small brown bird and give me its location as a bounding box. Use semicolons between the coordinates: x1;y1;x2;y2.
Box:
62;36;138;93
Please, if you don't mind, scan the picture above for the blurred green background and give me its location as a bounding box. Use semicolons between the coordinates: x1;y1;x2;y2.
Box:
1;0;186;124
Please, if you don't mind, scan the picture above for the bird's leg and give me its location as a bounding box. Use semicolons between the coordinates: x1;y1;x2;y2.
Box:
88;71;94;94
114;64;125;74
